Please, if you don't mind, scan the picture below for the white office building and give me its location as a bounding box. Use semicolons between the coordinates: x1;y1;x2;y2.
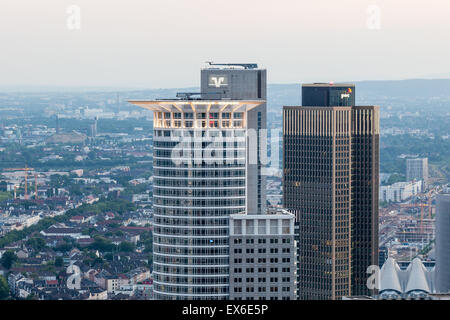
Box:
406;158;429;189
229;209;297;300
379;180;422;203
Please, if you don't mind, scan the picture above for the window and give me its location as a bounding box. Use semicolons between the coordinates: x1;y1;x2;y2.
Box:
270;220;278;234
258;220;266;235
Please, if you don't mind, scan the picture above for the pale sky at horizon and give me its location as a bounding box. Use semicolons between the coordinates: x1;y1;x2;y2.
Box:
1;0;450;88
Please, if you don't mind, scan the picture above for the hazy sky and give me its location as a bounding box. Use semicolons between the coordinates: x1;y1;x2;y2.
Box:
1;0;450;88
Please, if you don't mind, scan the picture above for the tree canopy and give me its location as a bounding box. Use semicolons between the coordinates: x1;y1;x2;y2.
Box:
0;275;10;300
0;251;18;270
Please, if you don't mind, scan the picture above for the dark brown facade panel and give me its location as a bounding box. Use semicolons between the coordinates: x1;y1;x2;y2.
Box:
283;105;379;300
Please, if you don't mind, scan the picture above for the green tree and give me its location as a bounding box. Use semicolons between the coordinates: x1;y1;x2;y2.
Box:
118;241;135;252
104;253;113;261
55;243;73;253
0;251;18;270
92;257;105;267
0;191;12;202
115;230;124;237
89;236;116;252
26;237;46;252
54;256;64;267
0;275;9;300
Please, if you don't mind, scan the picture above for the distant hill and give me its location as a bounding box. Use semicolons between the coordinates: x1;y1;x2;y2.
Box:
2;79;449;115
121;79;450;109
264;79;450;113
355;79;450;99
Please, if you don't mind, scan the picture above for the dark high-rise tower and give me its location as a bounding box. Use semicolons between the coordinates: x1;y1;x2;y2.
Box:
283;83;379;300
302;83;355;107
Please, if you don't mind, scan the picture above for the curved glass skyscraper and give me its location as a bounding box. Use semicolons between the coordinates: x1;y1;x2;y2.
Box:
129;100;266;299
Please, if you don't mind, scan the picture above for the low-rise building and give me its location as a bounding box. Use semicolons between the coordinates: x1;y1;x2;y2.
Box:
40;226;89;240
380;180;423;203
378;257;435;299
229;209;297;300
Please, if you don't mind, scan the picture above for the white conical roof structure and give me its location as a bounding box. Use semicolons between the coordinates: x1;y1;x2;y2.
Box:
380;257;402;293
405;258;430;293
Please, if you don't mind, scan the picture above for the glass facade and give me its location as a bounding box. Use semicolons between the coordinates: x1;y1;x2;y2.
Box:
283;105;379;300
130;101;266;300
302;84;355;107
153;127;246;299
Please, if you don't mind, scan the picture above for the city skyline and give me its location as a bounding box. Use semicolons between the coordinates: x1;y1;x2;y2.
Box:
0;62;448;302
1;0;449;307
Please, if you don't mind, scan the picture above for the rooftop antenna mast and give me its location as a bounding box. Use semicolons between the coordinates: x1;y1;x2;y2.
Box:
206;61;258;70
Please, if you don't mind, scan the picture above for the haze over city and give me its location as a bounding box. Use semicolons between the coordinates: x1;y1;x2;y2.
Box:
1;0;450;88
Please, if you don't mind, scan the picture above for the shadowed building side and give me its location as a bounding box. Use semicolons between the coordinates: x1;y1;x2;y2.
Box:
283;102;379;300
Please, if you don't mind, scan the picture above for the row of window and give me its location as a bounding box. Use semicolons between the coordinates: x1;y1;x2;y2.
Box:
154;236;229;246
233;267;291;273
154;198;245;207
233;277;291;283
154;168;245;178
156;112;244;120
154;178;245;188
233;238;291;244
233;248;291;254
154;188;245;198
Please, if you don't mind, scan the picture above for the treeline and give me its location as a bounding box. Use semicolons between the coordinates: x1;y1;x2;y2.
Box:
0;216;65;249
68;198;136;216
380;135;450;176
